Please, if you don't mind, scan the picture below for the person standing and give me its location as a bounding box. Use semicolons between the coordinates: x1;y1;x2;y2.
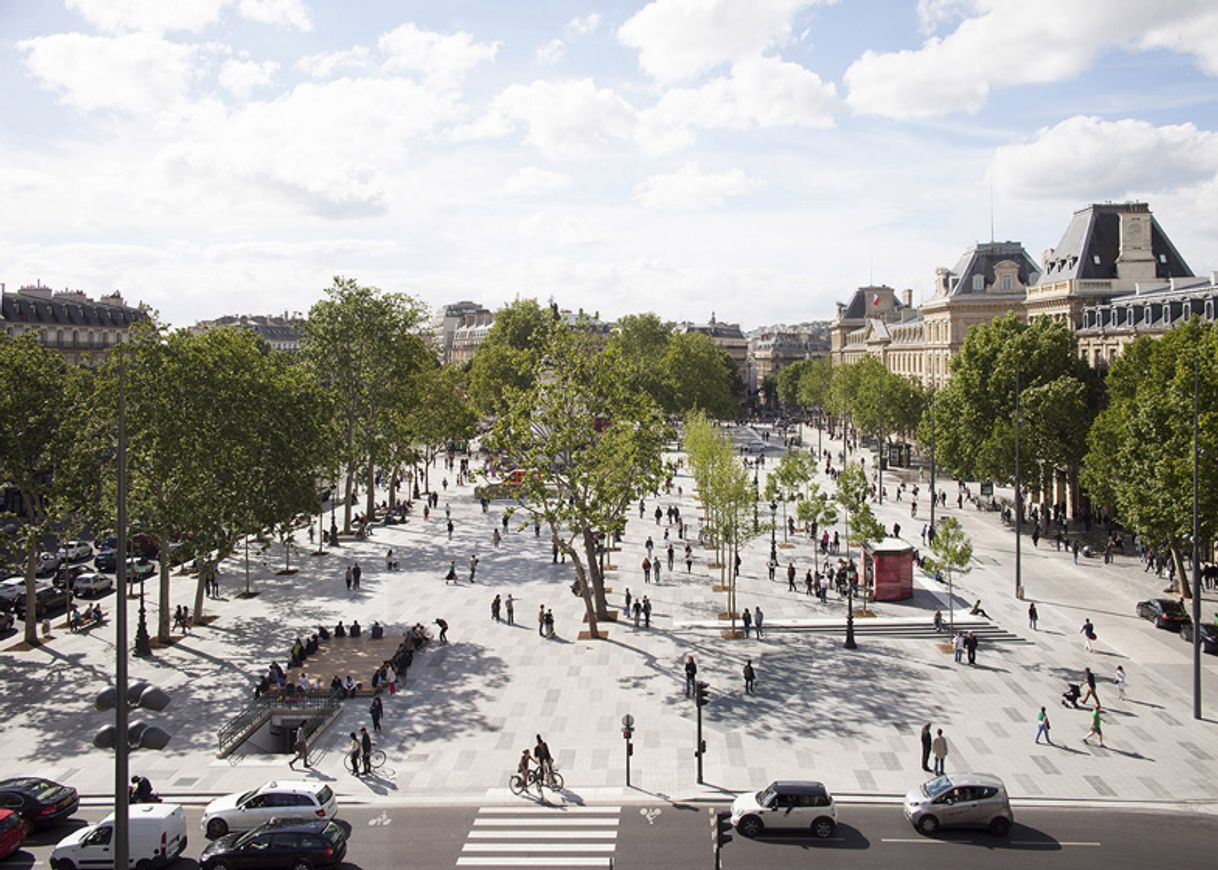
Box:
755;606;765;639
491;594;502;622
544;608;555;638
469;554;479;583
447;519;454;540
538;604;546;637
965;631;978;665
1115;665;1127;701
1082;707;1105;747
953;632;964;664
743;659;756;693
505;594;515;626
667;544;675;572
624;588;632;615
1028;602;1039;630
931;729;948;776
360;726;373;775
767;557;777;581
653;558;662;584
1035;707;1052;745
534;734;554;782
805;570;814;596
348;731;362;778
1081;617;1095;652
643;596;652;628
632;600;642;627
370;696;383;733
642;557;652;584
684;655;697;697
1080;667;1101;708
685;546;693;573
352;562;361;590
787;562;796;592
742;607;753;638
920;723;933;772
345;565;352;591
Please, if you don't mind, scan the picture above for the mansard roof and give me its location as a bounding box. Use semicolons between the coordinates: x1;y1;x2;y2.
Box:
945;241;1040;295
1035;202;1192;285
1;290;146;329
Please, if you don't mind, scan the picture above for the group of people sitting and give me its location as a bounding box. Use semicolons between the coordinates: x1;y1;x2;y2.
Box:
67;602;105;632
252;619;406;699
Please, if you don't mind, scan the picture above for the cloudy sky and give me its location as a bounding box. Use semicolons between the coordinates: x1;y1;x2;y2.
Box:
2;0;1216;329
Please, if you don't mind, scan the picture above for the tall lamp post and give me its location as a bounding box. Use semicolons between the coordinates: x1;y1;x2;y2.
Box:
114;356;131;870
1014;365;1023;600
752;467;759;533
133;568;151;657
1192;354;1202;720
844;506;856;649
329;479;339;547
769;501;777;562
929;387;936;533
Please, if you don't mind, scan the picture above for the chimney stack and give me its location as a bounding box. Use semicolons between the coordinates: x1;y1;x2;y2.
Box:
902;288;913;308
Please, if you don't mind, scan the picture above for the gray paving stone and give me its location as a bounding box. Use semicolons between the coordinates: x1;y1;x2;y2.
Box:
1083;774;1116;796
1030;755;1061;776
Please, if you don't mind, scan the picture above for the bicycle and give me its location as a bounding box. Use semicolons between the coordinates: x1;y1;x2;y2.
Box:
508;765;564;795
355;750;386;774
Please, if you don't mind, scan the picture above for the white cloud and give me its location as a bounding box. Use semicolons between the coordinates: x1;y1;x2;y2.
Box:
565;13;601;37
639;55;836;153
218;58;278;99
618;0;821;82
519;212;607;247
296;45;371;78
501;167;573;197
474;79;639;158
915;0;973;34
378;22;499;87
632;162;764;210
846;0;1218;119
18;32;198;113
64;0;311;34
536;38;566;66
990;115;1218;201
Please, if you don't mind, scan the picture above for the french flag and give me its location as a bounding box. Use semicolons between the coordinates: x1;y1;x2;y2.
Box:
872;293;881;306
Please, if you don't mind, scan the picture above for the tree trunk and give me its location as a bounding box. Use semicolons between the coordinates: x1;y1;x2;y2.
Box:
582;527;610;619
389;472;398;510
157;533;171;643
192;559;207;624
343;464;355;534
561;537;599;638
1170;545;1190;597
22;536;37;645
366;464;376;523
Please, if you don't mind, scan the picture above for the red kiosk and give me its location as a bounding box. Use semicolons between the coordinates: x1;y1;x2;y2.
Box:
866;537;914;602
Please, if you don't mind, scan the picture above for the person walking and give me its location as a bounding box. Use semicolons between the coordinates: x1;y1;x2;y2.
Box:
1035;706;1052;745
1082;706;1105;747
642;557;652;584
920;722;933;771
1080;667;1101;708
469;554;478;583
931;729;948;776
1028;602;1039;630
347;731;362;778
360;726;373;775
667;544;675;572
370;696;383;733
643;596;652;628
1115;665;1127;701
767;557;777;581
544;608;555;638
505;594;515;626
345;565;352;591
447;519;454;540
632;600;642;627
491;594;502;622
742;607;753;638
787;562;796;592
953;632;964;664
805;570;814;596
653;558;662;585
685;546;693;573
684;655;698;697
743;659;756;693
965;631;978;665
538;605;546;637
754;606;765;638
1081;617;1095;652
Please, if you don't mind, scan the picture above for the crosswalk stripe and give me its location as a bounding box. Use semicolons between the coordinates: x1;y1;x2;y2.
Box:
457;859;611;867
463;844;617;853
473;818;619;827
477;806;621;815
468;831;618;840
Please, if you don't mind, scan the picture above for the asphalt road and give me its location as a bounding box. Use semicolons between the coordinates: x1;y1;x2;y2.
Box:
7;801;1217;869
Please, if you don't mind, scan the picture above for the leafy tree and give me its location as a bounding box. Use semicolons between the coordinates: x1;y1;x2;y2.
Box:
0;334;68;644
663;331;740;419
765;450;814;544
775;359;812;410
834;461;884;602
402;363;477;494
797;356;835;414
924;516;973;631
608;313;673;408
795;482;838;572
486;327;667;638
1081;321;1218;592
467;298;555;417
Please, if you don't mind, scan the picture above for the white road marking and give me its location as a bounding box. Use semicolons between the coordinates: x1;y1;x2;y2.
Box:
468;831;618;840
473;818;619;827
463;843;616;853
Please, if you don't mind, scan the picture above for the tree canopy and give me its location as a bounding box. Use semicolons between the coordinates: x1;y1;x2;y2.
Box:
467;298;555;417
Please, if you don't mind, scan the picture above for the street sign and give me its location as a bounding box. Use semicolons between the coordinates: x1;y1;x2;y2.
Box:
621;714;634;728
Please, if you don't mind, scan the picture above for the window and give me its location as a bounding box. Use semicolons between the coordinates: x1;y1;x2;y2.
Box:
971;274;984;291
1002;275;1012;291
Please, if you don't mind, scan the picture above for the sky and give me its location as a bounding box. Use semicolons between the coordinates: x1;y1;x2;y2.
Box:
1;0;1216;330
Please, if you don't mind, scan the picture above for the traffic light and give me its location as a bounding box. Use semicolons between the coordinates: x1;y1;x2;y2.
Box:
695;681;709;708
94;682;173;751
714;810;733;849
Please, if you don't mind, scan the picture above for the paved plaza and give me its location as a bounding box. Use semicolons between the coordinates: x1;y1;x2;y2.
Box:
3;423;1218;811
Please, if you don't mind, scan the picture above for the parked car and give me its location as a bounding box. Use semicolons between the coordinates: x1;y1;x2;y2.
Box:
202;781;338;839
1180;621;1218;654
903;773;1012;836
35;552;62;577
14;583;71;619
1136;598;1191;630
51;803;186;870
0;778;79;829
0;578;26;609
730;781;837;838
94;547;118;572
71;572;114;598
0;809;30;860
57;541;93;562
201;818;348;869
126;557;158;581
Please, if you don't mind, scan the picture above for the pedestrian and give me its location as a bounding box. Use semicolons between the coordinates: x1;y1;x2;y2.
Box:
653;558;662;584
920;722;933;771
685;548;693;573
447;519;454;540
642;557;652;583
953;632;964;664
493;528;501;548
1080;667;1101;708
1115;665;1127;701
352;562;361;589
345;565;352;591
1028;602;1038;630
643;596;651;628
965;631;978;665
290;729;310;769
805;570;814;595
505;594;515;625
1082;707;1105;747
360;726;372;775
1073;539;1080;564
742;607;753;638
538;605;546;637
544;608;555;638
767;557;777;581
931;729;948;776
633;600;642;627
1035;706;1052;745
667;544;675;572
435;617;448;645
502;513;509;533
743;659;756;693
787;562;796;592
754;606;765;638
348;731;362;777
624;588;632;614
370;696;383;733
469;554;478;583
1081;617;1095;652
492;594;501;622
684;655;697;697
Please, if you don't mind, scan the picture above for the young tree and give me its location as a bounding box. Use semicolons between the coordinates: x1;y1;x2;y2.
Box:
924;516;973;632
0;334;68;644
796;482;838;573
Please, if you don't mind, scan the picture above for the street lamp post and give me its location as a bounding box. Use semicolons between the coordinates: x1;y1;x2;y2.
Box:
1192;355;1202;720
133;570;151;657
844;507;856;649
329;479;340;547
114;356;131;870
929;387;936;533
769;501;777;562
752;470;759;534
1014;365;1023;600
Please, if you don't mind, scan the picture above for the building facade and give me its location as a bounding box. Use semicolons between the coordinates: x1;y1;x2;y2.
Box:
676;313;749;383
1076;277;1218;368
192;313;301;351
0;283;147;365
432;300;491;364
449;309;496;364
747;326;830;396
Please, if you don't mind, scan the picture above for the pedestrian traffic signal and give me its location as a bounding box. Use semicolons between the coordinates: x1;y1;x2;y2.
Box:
714;810;733;849
695;681;709;708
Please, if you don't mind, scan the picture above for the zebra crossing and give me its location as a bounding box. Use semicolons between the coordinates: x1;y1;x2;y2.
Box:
458;805;621;867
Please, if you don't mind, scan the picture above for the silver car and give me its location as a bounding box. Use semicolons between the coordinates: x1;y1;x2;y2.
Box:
903;773;1012;836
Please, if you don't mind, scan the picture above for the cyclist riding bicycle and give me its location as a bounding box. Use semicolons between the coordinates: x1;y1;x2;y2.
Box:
517;749;536;790
533;735;555;785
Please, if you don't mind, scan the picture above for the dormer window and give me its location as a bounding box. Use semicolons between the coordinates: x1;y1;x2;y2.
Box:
971;274;984;291
1159;254;1167;264
1093;255;1101;265
1002;275;1012;291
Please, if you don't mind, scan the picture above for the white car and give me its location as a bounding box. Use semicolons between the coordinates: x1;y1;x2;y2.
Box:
201;781;337;839
0;577;26;608
71;572;113;598
35;552;62;576
58;540;93;562
730;781;838;838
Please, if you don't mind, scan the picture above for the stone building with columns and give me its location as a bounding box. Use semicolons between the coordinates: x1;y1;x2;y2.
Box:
0;282;147;365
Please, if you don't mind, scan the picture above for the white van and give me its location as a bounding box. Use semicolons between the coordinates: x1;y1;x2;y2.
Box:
51;803;187;869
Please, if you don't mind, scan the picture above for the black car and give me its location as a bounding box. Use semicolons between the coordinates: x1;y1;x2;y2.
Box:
1136;598;1191;630
0;778;78;828
14;583;71;619
93;546;118;572
201;819;347;869
1180;621;1218;654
